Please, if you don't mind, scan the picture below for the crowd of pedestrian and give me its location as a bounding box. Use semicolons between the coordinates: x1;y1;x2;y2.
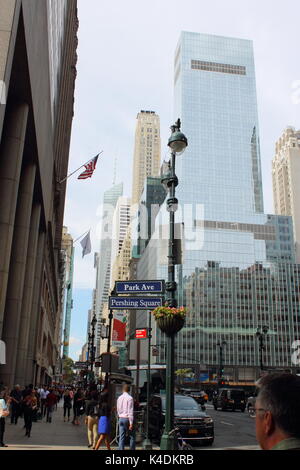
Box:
0;381;137;450
0;383;64;446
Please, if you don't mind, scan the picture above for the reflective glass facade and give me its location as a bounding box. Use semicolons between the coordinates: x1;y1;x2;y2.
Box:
135;32;300;380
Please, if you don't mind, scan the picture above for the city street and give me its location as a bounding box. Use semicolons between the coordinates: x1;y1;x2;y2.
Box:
197;404;259;450
2;402;259;451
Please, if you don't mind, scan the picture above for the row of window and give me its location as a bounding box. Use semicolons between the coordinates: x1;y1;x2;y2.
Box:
191;59;246;75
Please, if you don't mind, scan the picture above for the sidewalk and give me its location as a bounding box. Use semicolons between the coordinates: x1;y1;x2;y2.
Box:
3;401;89;450
2;401;159;451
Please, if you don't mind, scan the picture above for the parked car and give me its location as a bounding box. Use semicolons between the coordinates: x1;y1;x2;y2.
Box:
181;389;208;410
148;394;214;446
183;389;208;402
213;388;246;412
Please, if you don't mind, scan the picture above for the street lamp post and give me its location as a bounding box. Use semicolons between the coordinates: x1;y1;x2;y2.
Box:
90;315;97;376
217;341;227;384
256;325;269;371
160;119;188;451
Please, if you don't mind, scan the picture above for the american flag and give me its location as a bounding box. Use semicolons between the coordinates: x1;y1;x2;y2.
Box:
78;154;99;180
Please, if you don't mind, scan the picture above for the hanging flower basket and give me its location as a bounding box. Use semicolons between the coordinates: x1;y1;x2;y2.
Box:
152;306;187;337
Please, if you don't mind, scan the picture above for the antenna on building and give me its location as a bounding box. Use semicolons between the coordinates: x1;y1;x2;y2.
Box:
113;157;117;185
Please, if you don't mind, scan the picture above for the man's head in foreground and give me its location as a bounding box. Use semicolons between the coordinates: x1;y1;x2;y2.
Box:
254;373;300;450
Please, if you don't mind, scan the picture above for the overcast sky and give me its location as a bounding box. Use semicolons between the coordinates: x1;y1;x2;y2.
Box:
64;0;300;360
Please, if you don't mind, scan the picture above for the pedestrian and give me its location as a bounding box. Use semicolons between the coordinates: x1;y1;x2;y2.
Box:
45;389;57;423
251;373;300;450
94;402;111;451
63;389;72;422
23;391;37;437
9;385;22;425
85;391;99;449
72;388;85;425
54;388;60;410
99;386;109;406
0;389;10;447
38;386;49;418
117;384;135;451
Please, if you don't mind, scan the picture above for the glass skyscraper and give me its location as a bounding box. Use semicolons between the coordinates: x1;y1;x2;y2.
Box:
135;32;300;382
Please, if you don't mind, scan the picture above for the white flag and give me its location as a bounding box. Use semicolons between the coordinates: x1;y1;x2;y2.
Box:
80;231;91;258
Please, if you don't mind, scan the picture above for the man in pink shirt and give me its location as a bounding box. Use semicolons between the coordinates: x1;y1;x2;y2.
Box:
117;384;136;450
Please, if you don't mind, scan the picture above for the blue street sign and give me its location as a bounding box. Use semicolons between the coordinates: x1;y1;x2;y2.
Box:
115;280;165;294
109;296;163;310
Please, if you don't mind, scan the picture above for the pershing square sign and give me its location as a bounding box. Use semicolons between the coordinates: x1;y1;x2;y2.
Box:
109;296;163;310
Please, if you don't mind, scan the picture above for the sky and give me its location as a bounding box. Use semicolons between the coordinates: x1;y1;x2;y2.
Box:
64;0;300;360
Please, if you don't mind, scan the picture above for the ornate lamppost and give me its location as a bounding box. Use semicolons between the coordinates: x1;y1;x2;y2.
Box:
159;119;188;450
256;325;269;371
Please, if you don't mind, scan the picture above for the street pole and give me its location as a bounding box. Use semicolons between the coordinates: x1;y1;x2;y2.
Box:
105;309;114;388
161;150;177;451
160;119;188;451
143;311;152;449
136;338;141;403
256;326;268;374
219;345;223;379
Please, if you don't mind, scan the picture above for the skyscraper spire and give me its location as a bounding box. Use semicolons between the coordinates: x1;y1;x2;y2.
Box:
113;156;117;186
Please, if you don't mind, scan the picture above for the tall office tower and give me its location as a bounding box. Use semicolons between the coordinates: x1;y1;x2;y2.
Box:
0;0;78;388
94;183;123;360
136;32;300;382
131;111;161;205
272;127;300;262
110;196;131;284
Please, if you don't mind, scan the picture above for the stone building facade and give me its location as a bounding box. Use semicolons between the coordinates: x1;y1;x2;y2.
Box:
0;0;78;388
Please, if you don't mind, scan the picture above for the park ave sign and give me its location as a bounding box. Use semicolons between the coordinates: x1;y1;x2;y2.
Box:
115;280;164;294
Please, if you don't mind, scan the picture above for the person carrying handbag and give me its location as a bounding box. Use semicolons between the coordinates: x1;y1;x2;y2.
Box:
0;389;10;447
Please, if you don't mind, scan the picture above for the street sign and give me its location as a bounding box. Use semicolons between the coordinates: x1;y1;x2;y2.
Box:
135;328;148;339
74;361;88;370
109;296;163;310
115;280;165;294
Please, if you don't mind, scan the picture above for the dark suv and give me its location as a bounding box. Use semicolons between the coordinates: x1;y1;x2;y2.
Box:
148;394;214;446
213;388;246;412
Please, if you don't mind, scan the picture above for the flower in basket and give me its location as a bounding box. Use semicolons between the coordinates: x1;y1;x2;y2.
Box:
152;305;187;320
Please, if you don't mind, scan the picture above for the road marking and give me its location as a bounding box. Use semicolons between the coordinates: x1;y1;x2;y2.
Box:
220;421;234;426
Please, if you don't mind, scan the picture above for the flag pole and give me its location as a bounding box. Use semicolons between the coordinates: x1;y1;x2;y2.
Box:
73;229;90;245
58;151;103;185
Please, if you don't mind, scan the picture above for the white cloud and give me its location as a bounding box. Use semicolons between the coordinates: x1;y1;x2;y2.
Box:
69;337;84;346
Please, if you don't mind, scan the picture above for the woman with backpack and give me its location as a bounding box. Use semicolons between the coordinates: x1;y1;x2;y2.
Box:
72;388;85;425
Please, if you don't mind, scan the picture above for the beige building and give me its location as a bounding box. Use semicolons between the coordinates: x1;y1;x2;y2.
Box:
111;226;132;287
272;127;300;262
0;0;78;388
131;110;161;205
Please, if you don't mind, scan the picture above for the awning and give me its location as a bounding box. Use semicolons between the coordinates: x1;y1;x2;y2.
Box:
0;340;6;365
